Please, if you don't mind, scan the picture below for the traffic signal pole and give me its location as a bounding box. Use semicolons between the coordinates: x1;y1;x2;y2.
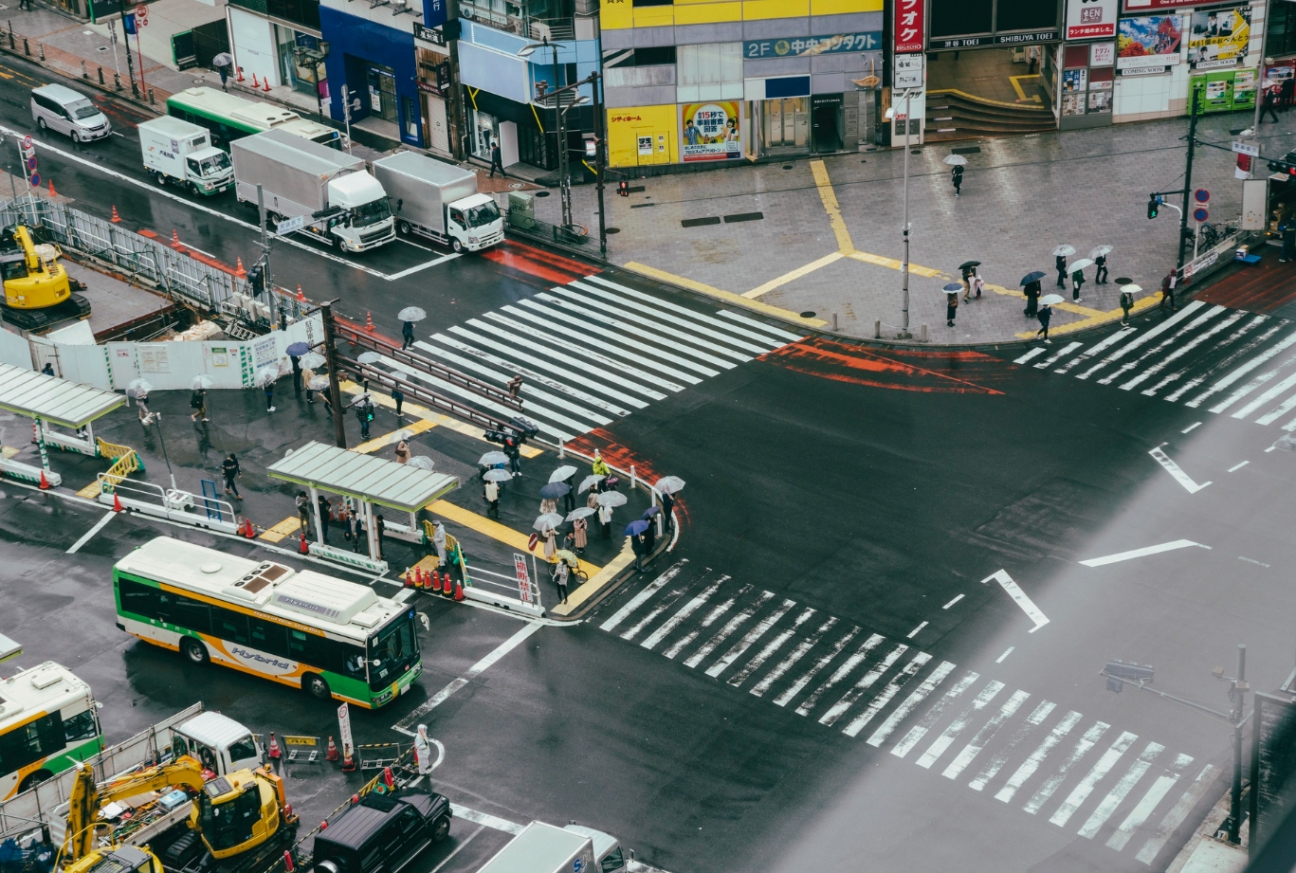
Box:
1178;85;1202;271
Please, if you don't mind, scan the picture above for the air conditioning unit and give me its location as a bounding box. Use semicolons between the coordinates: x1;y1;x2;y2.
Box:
530;21;551;42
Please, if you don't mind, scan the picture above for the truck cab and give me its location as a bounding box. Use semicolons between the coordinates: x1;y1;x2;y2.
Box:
564;826;626;873
324;174;396;253
169;712;262;776
445;194;504;253
311;790;451;873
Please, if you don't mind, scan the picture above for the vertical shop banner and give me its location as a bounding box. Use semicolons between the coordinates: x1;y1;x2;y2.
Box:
1117;15;1183;71
894;0;924;55
680;102;741;163
1066;0;1117;40
1188;6;1250;70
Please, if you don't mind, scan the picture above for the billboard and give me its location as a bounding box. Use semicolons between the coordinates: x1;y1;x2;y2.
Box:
1117;15;1183;71
1188;6;1250;70
680;102;741;163
1067;0;1118;40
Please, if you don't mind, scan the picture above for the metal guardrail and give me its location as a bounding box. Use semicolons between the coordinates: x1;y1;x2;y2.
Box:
335;355;511;433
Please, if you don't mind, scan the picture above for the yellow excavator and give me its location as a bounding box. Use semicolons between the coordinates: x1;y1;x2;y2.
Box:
0;223;91;331
60;755;298;873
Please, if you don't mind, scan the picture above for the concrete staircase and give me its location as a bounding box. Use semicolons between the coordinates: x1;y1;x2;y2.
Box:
924;90;1056;143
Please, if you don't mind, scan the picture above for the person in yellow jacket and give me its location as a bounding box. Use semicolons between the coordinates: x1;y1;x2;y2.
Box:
591;450;611;484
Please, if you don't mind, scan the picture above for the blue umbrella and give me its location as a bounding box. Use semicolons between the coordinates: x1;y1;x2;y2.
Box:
624;519;650;536
642;506;660;519
539;482;570;499
286;341;310;356
1021;271;1047;285
942;282;963;293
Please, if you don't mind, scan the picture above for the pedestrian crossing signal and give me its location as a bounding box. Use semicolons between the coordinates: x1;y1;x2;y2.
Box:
1147;196;1159;220
1104;660;1154;693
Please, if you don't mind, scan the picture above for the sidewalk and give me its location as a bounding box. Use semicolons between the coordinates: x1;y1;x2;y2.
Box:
534;110;1296;345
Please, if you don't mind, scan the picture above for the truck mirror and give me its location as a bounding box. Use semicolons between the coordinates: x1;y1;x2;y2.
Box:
396;198;403;213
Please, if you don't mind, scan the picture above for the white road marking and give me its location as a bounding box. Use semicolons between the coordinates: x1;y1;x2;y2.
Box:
774;625;861;708
1191;333;1296;409
685;590;772;669
1076;302;1204;380
641;574;725;651
1134;764;1219;863
707;598;795;678
1014;348;1047;364
428;824;485;873
715;308;807;343
1256;391;1296;425
997;711;1083;804
392;622;542;735
819;643;907;728
589;276;800;345
969;700;1056;792
1048;730;1138;827
1228;460;1249;472
451;806;525;835
663;583;749;660
1077;741;1164;838
1148;447;1212;494
844;652;932;739
750;615;837;698
1120;310;1246;392
942;689;1031;780
907;621;928;638
1181;422;1201;434
1098;305;1223;386
619;577;692;643
916;680;1005;769
1107;752;1193;851
996;647;1015;663
1238;556;1270;568
889;669;977;757
942;594;965;609
1055;327;1136;375
599;561;686;631
1035;341;1082;369
727;606;815;688
1078;539;1209;567
981;569;1049;632
66;510;116;554
1163;318;1280;401
1020;719;1107;813
1229;370;1296;419
571;280;773;355
385;253;460;281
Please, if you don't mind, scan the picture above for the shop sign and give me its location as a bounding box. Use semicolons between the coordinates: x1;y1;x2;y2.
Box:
1067;0;1118;40
894;0;924;54
938;31;1057;49
1090;42;1115;67
1124;0;1206;9
743;32;880;59
1117;15;1183;71
680;102;741;163
414;22;446;47
1187;6;1250;70
895;53;924;89
424;0;447;29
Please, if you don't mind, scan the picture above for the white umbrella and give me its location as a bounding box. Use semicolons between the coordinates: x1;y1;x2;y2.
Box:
654;475;686;494
479;450;509;467
483;468;513;482
407;456;435;471
300;352;326;370
254;365;280;387
397;306;427;322
1120;283;1143;294
1051;245;1076;258
534;512;564;531
943;154;968;166
190;375;212;390
1090;245;1113;259
565;507;595;521
578;474;605;493
596;491;627;508
357;351;382;365
308;375;330;391
127;378;153;398
1067;258;1094;273
549;465;578;484
1039;294;1065;306
212;52;233;67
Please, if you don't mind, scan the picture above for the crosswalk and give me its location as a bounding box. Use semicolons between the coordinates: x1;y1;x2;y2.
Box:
377;275;803;441
594;561;1220;865
1014;302;1296;430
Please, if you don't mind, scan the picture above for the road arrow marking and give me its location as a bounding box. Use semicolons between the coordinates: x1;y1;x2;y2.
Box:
1078;540;1210;567
981;569;1049;633
1148;446;1212;493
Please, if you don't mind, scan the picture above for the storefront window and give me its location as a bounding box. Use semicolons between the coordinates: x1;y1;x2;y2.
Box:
763;98;807;150
472;109;498;158
677;43;743;103
1269;3;1296;59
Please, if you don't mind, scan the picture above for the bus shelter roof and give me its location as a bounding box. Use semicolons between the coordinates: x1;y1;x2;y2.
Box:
267;441;458;513
0;363;125;428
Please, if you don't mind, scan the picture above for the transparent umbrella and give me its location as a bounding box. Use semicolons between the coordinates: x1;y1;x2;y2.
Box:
943;154;968;166
565;507;595;521
549;465;578;483
1090;245;1114;259
483;468;513;483
539;482;570;499
357;352;382;365
596;491;627;508
407;456;435;471
127;378;153;398
578;474;605;493
1051;244;1076;258
654;476;685;494
308;375;330;391
190;375;212;390
299;352;326;370
534;512;564;531
1039;294;1065;306
1067;258;1094;273
212;52;233;67
479;451;509;467
397;306;427;322
254;365;280;387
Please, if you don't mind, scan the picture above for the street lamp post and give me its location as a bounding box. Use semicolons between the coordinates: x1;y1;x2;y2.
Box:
886;89;914;335
142;411;176;490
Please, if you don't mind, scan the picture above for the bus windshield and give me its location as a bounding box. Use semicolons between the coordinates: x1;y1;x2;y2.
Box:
367;613;420;690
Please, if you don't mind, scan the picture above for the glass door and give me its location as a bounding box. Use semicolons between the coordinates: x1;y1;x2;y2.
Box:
763;98;808;149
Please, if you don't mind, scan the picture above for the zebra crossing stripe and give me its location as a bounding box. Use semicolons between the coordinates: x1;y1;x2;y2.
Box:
866;660;955;747
750;615;837;698
1096;305;1224;386
891;671;981;759
1075;301;1205;380
845;652;932;738
1259;390;1296;425
1161;319;1278;400
916;680;1006;770
819;643;908;728
942;689;1031;781
1020;718;1105;813
1035;342;1082;369
1134;764;1219;864
727;607;815;688
1106;752;1193;851
1077;741;1164;839
1187;330;1296;408
641;574;726;651
1055;327;1135;375
706;598;796;679
600;562;686;632
1014;348;1047;365
773;626;862;708
1231;369;1296;419
795;633;885;717
1119;310;1245;392
586;276;797;347
663;583;750;660
685;590;774;669
970;700;1056;792
1048;730;1138;827
619;575;693;643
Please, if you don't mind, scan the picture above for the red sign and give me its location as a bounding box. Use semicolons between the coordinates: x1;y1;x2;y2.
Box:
894;0;924;55
513;553;534;604
1122;0;1201;9
527;533;538;551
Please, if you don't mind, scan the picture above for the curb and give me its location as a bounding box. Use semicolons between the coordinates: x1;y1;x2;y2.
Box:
546;535;674;623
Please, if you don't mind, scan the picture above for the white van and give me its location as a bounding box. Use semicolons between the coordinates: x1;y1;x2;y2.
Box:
31;84;111;142
168;711;263;775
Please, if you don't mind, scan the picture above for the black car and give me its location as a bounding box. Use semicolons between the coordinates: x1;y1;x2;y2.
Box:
312;790;451;873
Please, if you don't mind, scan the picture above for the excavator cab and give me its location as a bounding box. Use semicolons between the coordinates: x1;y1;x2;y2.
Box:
191;768;293;860
0;224;89;330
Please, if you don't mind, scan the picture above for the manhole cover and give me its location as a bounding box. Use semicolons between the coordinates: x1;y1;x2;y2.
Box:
534;190;550;197
860;159;867;163
911;149;922;155
1115;276;1133;285
508;182;524;189
97;46;109;52
606;227;620;234
800;310;817;318
782;164;794;170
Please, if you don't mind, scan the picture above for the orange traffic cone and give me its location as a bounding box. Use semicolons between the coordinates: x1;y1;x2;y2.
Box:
341;743;356;772
236;66;245;82
243;518;256;538
39;470;50;490
382;766;394;788
110;205;121;223
48;179;56;197
443;572;454;597
235;257;247;277
364;311;375;332
299;531;309;554
454;580;464;602
268;732;281;760
431;569;442;594
112;491;124;513
297;285;306;302
421;567;431;589
325;736;340;762
262;77;271;92
251;73;259;89
171;230;181;248
404;568;415;588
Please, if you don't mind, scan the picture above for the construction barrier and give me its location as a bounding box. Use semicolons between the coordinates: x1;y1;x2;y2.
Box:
96;475;242;535
281;735;321;764
356;743;403;772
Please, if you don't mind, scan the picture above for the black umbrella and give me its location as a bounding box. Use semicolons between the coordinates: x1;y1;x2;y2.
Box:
1021;271;1047;286
959;260;981;270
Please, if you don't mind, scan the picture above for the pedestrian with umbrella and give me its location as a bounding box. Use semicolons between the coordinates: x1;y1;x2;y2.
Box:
353;393;375;439
1021;271;1045;318
655;476;684;530
626;520;650;572
945;154;966;197
483;476;501;518
398;307;426;351
213;53;233;90
959;260;980;302
550;464;577;513
296;491;310;533
1120;284;1139;325
287;341;310;394
1068;257;1092;303
190;386;209;423
394;437;411;465
1053;245;1075;289
944;283;961;328
1092;246;1112;284
596;491;625;539
554;557;570;604
1037;294;1061;343
391;384;405;418
568;509;589;555
128;379;153;421
255;366;279;412
641;509;657;553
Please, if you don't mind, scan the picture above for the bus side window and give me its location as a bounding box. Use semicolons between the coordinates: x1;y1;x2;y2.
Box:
118;578;163;619
62;710;98;742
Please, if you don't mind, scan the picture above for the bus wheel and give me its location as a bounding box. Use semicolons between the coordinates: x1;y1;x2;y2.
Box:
303;674;331;701
181;637;210;666
18;770;52;793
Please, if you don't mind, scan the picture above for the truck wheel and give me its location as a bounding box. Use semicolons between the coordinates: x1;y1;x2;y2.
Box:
452;239;464;254
18;770;52;793
181;637;210;665
334;236;348;254
397;220;412;237
431;816;450;843
154;172;166;187
303;673;331;701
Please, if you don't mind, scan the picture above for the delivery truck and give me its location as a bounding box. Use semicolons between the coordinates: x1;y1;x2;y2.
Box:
230;129;395;254
371;152;504;253
474;822;626;873
139;117;233;196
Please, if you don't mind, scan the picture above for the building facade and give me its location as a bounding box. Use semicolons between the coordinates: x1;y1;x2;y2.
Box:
600;0;884;171
226;0;328;99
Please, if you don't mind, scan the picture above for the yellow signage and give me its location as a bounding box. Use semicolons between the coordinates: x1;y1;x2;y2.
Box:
282;735;317;746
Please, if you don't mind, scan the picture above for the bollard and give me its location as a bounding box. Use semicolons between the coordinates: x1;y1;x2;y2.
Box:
630;465;636;489
874;319;881;339
558;440;564;460
98;66;104;85
148;88;154;105
114;73;122;91
37;43;43;61
832;313;838;331
7;31;13;50
23;37;29;56
920;323;929;343
81;60;88;79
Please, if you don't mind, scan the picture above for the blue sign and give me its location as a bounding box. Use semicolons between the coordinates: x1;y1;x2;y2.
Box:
123;12;135;35
423;0;446;29
572;861;582;873
743;32;881;59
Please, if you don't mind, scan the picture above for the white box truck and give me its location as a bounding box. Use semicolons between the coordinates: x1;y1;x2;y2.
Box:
138;116;233;196
371;152;504;253
230;128;395;254
474;822;626;873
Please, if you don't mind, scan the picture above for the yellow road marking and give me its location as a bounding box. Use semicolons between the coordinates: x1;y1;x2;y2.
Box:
1014;295;1164;340
353;418;437;455
846;250;951;280
2;447;18;459
744;252;845;299
428;499;602;580
260;516;302;543
624;261;826;328
810;160;854;254
550;541;635;616
1010;75;1042;104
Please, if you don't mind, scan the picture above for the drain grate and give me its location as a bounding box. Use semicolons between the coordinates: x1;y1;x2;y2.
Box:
606;227;621;234
782;164;794;170
951;146;982;155
681;217;722;228
723;212;763;223
630;203;656;209
625;185;646;194
800;311;817;318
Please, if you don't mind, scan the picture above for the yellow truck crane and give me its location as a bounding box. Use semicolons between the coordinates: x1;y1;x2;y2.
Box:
0;224;91;331
61;755;298;873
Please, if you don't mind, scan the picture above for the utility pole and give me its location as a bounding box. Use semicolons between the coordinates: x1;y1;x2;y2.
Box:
1229;644;1248;845
446;0;465;161
1178;85;1202;271
319;301;348;450
115;0;138;97
591;71;606;258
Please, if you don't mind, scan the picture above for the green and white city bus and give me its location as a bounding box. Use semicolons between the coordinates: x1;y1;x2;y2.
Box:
166;86;343;151
113;538;423;709
0;662;103;799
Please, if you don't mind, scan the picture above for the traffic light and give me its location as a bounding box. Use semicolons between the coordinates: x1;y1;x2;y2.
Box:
1104;660;1154;693
247;264;265;297
618;179;629;197
1147;196;1159;220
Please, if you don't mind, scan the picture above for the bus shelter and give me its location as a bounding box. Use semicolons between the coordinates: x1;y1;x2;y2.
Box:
267;441;458;575
0;362;124;487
